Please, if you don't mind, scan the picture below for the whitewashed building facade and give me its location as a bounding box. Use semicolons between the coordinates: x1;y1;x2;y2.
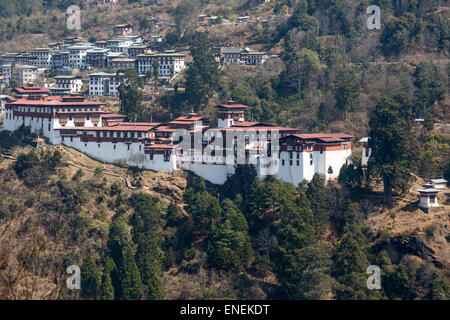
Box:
3;88;353;186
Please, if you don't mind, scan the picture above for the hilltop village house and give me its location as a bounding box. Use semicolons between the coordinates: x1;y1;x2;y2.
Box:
2;86;353;185
113;24;134;36
1;64;38;86
221;48;269;65
88;72;123;97
137;52;186;78
54;75;83;94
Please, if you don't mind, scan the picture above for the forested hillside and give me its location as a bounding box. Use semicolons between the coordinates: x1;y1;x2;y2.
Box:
0;0;449;300
0;130;449;299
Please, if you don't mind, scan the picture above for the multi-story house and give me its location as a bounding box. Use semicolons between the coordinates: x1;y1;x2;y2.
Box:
113;24;134;36
222;48;246;64
128;45;150;59
222;48;269;65
137;52;185;77
94;40;109;48
29;48;53;69
68;45;94;69
108;58;136;70
54;75;83;94
240;51;269;65
88;72;123;97
51;52;70;70
105;52;128;68
86;48;109;69
64;37;81;45
1;64;38;86
15;54;31;66
1;53;19;66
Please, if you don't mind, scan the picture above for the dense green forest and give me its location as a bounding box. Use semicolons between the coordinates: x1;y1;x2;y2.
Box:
0;0;449;300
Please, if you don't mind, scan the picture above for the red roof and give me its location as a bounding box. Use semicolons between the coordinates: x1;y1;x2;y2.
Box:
292;133;353;140
174;116;204;121
8;97;104;106
219;126;298;132
15;87;51;94
116;122;161;126
100;113;128;119
231;121;265;127
56;125;155;132
317;137;345;143
146;144;177;149
217;104;249;109
168;120;196;125
155;126;177;132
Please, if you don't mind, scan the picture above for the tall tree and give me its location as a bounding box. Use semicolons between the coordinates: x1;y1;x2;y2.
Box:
413;62;446;123
276;244;335;299
100;258;115;300
129;193;164;300
120;247;143;300
152;60;160;87
185;32;219;111
368;94;417;206
332;203;381;300
80;256;101;300
279;48;319;96
334;66;361;121
307;174;329;237
117;69;144;122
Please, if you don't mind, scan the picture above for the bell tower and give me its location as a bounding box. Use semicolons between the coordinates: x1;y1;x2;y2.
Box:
216;104;248;128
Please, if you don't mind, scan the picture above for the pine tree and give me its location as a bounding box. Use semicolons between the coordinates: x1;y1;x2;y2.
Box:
146;270;165;300
368;94;417;206
185;32;219;110
164;247;176;269
100;269;114;300
120;247;143;300
134;241;164;299
100;257;117;300
332;203;381;300
307;174;329;237
80;256;101;300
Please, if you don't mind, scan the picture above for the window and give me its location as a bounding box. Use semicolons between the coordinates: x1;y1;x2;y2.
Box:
310;160;313;165
297;160;300;166
289;160;293;166
282;160;285;166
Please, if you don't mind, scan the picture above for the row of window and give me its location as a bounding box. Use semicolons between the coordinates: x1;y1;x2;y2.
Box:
281;159;313;166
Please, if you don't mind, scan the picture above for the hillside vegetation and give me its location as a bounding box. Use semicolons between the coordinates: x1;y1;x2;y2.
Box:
0;0;449;300
0;128;449;300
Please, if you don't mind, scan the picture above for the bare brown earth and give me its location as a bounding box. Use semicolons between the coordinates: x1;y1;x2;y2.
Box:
368;175;450;268
43;140;187;203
